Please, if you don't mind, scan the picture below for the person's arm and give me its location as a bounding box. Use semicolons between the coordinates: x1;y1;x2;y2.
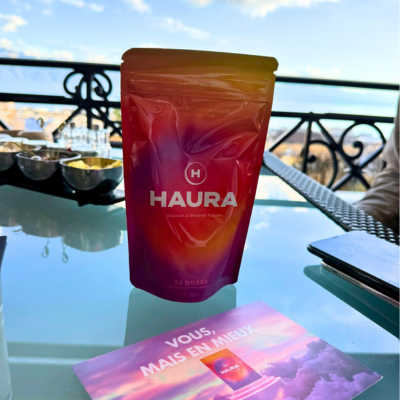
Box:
356;100;399;232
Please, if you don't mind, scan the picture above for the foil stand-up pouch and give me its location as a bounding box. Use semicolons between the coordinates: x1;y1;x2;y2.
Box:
121;49;278;302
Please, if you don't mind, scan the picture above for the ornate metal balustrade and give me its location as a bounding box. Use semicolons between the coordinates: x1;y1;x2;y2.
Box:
0;58;121;137
266;111;396;190
0;57;398;191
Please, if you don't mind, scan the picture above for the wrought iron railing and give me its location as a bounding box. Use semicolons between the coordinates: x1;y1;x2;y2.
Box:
266;111;396;190
0;58;121;136
0;57;398;191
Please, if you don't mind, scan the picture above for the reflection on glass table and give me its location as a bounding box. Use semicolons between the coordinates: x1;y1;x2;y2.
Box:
0;236;12;400
0;186;126;260
304;264;399;400
0;173;398;399
304;265;399;338
0;276;12;400
125;285;237;346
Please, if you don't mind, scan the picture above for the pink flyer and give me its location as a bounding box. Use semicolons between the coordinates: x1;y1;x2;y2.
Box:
73;301;381;400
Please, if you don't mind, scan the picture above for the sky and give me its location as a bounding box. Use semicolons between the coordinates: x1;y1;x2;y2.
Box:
0;0;399;83
0;0;399;131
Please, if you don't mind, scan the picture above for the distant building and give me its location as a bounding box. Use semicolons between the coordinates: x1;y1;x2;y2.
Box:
1;102;89;133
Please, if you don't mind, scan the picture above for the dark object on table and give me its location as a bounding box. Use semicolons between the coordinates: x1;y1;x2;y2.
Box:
321;261;399;308
0;166;125;206
60;157;123;194
17;149;80;181
0;236;6;272
307;231;399;306
263;152;399;245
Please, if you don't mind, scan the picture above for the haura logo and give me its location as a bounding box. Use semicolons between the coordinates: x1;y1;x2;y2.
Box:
150;191;237;208
150;162;237;208
185;162;207;185
220;364;240;375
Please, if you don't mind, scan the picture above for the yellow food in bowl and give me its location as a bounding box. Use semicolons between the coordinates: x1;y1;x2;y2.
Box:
68;159;123;170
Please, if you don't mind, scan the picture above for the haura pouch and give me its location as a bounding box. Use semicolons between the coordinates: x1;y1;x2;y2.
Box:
121;49;278;302
201;349;262;391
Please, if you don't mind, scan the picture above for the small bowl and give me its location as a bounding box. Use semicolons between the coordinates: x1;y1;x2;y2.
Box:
17;149;80;181
60;157;123;194
0;143;41;172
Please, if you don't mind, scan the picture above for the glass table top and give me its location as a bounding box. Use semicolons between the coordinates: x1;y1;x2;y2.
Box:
0;171;398;400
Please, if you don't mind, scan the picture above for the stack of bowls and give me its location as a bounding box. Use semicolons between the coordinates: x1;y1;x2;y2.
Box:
1;139;123;196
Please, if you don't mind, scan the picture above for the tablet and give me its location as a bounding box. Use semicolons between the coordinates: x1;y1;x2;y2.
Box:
307;231;399;302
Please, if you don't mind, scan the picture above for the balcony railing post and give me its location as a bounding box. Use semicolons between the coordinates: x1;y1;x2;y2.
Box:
0;118;10;130
300;117;313;173
86;72;93;129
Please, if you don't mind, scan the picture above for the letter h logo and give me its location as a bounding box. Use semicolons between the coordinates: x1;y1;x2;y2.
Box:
185;162;207;185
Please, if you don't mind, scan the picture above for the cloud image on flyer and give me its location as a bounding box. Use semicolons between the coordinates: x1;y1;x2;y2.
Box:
73;301;382;400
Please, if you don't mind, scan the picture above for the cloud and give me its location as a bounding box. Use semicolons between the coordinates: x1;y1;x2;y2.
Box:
0;38;14;50
59;0;104;11
185;0;338;17
84;53;121;63
83;53;108;63
0;14;27;32
294;207;309;213
23;48;75;61
60;0;85;8
42;8;53;14
60;0;84;6
187;0;213;4
254;220;270;230
261;339;381;399
160;17;210;39
305;65;340;79
0;38;75;61
123;0;151;13
308;373;381;400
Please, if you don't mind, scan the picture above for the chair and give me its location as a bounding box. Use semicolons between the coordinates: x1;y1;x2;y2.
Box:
263;152;399;245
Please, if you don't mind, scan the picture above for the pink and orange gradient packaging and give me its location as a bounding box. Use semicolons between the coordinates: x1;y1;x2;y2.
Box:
121;49;278;302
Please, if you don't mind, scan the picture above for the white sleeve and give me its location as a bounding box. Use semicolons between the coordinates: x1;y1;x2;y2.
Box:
356;99;399;232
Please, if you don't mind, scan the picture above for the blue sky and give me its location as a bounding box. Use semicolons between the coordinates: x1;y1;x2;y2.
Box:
0;0;399;130
0;0;399;83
